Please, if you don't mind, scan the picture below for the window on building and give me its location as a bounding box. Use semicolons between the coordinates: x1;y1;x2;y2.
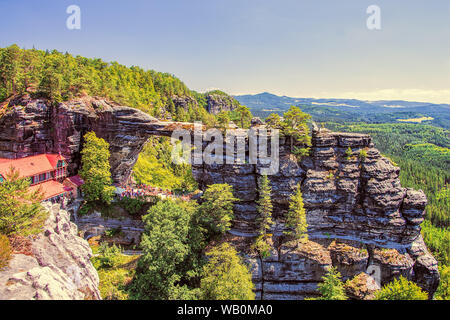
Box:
57;160;65;168
39;173;46;182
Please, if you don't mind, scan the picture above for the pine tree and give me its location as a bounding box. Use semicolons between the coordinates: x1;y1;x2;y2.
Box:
283;184;308;242
315;267;347;300
235;105;252;129
200;242;255;300
0;44;21;97
281;106;311;151
199;184;238;236
0;168;47;235
256;175;273;235
216;111;231;131
265;113;282;129
253;175;273;257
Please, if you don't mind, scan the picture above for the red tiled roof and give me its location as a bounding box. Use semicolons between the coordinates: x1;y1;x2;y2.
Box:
29;180;72;200
66;175;84;187
46;154;66;168
0;154;67;179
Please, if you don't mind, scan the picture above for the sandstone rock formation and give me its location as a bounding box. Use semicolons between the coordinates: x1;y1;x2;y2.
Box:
0;96;440;298
192;126;440;298
0;203;100;300
205;92;240;115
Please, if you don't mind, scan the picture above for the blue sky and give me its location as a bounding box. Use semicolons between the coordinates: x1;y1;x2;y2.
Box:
1;0;449;103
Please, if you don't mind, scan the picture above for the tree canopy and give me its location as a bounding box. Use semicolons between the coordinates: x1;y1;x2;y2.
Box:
79;132;115;204
313;267;348;300
0;45;235;123
0;168;46;236
374;276;428;300
199;184;238;237
253;175;273;257
131;200;204;300
283;184;308;242
200;242;255;300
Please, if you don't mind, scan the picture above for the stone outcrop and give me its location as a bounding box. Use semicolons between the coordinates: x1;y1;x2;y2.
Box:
0;96;440;298
0;203;100;300
243;236;437;300
205;92;240;115
344;272;381;300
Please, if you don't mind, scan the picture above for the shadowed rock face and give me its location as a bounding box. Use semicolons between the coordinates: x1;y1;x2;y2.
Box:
0;96;440;298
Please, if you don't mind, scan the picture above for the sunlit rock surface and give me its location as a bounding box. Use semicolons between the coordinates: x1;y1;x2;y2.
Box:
0;203;100;300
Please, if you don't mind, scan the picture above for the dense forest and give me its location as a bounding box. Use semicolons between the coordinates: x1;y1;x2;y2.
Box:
0;44;238;124
237;92;450;129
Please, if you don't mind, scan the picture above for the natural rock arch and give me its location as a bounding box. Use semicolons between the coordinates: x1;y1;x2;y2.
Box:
0;95;428;246
0;95;440;296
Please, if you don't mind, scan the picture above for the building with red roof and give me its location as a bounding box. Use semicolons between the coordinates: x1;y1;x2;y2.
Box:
63;175;85;199
0;154;82;202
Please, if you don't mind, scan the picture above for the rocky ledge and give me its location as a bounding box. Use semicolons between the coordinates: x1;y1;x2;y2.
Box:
242;236;438;299
0;203;100;300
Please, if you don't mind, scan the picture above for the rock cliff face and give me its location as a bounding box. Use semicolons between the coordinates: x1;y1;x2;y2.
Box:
192;127;440;298
206;93;240;115
0;96;440;298
0;203;100;300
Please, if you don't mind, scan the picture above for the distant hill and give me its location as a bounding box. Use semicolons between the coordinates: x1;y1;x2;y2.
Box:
235;92;450;128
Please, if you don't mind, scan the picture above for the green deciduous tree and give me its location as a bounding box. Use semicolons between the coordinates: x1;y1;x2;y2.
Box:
374;276;428;300
200;242;255;300
96;243;122;269
79;132;115;204
283;184;308;242
133;137;198;192
131;200;204;300
199;184;238;237
0;168;46;235
435;265;449;300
